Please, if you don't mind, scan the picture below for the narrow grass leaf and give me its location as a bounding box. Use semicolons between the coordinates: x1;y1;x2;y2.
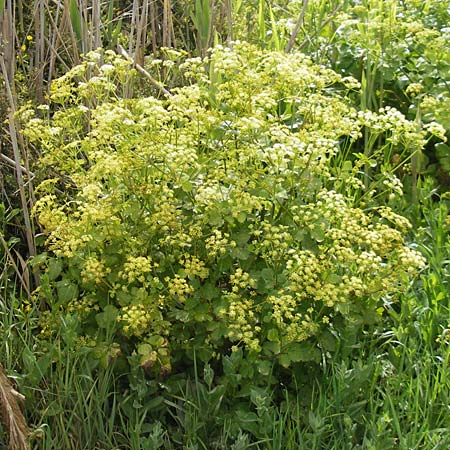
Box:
69;0;83;48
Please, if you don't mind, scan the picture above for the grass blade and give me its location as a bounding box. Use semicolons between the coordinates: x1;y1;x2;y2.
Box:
69;0;83;48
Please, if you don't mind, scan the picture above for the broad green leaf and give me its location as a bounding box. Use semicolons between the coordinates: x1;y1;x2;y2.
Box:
256;360;271;376
278;353;291;368
181;179;193;192
96;305;118;328
263;340;281;355
48;259;63;281
56;279;78;303
137;343;152;355
206;209;224;226
148;335;165;347
310;224;325;242
199;282;220;300
436;142;450;172
267;328;279;342
29;252;48;267
286;342;321;363
318;331;337;352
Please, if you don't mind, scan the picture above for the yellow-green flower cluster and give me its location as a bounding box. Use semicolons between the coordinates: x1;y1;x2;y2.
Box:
32;194;67;233
81;257;110;284
119;304;151;337
268;293;319;343
376;206;412;233
27;43;432;371
405;82;424;97
68;297;100;316
220;293;261;352
179;254;209;279
253;222;293;261
229;268;256;292
165;275;194;302
118;256;156;284
205;230;236;258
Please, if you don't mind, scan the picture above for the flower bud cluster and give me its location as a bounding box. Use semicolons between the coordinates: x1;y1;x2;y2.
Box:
120;304;151;337
179;254;209;279
205;230;235;258
118;256;155;284
81;257;110;284
165;275;194;302
220;293;261;352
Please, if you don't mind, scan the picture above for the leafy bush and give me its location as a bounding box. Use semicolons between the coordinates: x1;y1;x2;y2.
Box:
24;43;428;388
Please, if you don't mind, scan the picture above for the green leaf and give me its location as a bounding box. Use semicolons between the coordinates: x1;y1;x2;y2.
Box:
146;396;164;410
203;363;214;388
181;179;193;192
267;328;279;342
148;335;165;347
318;331;337;352
256;360;271;376
105;0;115;43
199;282;220;300
48;259;63;281
435;142;450;172
263;341;280;355
269;5;280;50
96;305;118;328
286;342;321;363
230;246;249;260
278;353;291;368
235;409;259;434
335;301;350;315
234;230;251;246
308;410;324;432
29;253;48;267
45;402;64;417
56;279;79;303
258;268;275;291
310;224;325;242
206;209;224;226
138;343;152;355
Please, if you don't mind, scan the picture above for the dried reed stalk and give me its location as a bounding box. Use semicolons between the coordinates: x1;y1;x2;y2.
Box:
117;44;172;97
0;55;37;261
285;0;309;53
162;0;172;48
33;0;45;103
0;0;15;82
92;0;101;50
0;363;29;450
225;0;233;46
149;0;157;53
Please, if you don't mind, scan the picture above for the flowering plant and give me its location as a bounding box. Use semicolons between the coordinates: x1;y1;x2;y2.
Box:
25;43;427;381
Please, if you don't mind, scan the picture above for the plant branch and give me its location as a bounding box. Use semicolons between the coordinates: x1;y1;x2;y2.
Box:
117;44;172;97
